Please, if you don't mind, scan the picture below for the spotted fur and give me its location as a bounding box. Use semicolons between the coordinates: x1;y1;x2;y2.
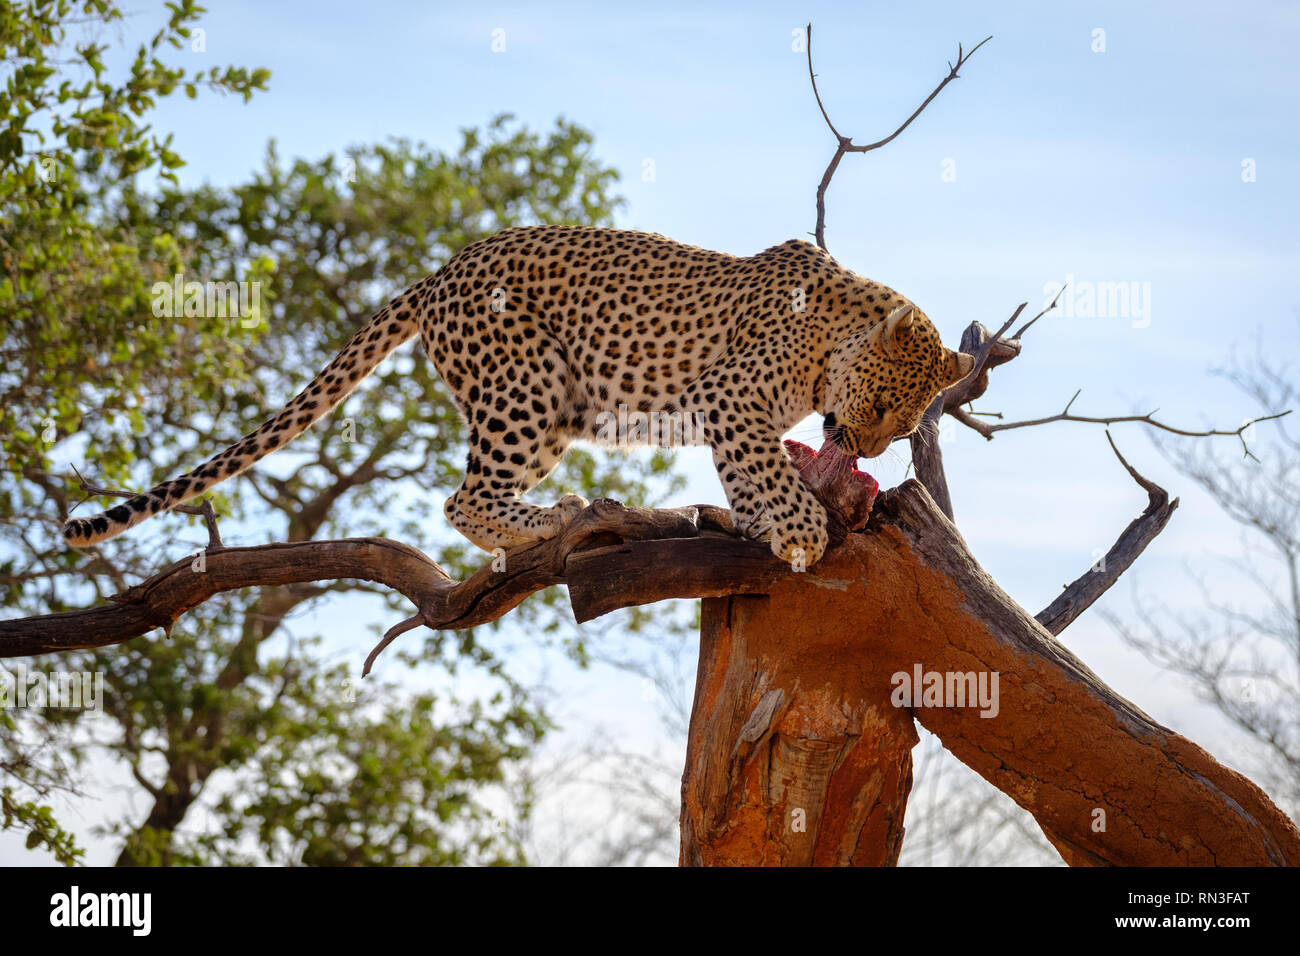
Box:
64;225;973;565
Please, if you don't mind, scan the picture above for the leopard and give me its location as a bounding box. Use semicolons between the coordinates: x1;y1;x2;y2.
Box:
63;225;974;567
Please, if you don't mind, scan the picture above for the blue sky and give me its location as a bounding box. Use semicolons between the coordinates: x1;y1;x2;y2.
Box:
145;0;1296;667
8;1;1299;863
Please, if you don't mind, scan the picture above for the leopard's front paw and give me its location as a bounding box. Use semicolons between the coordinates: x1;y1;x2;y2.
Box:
769;499;829;568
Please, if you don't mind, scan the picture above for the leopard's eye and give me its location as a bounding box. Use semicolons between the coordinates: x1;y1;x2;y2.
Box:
872;400;888;421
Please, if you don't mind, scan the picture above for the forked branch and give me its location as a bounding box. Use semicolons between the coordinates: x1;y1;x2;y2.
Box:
908;281;1288;520
954;398;1291;462
807;22;992;250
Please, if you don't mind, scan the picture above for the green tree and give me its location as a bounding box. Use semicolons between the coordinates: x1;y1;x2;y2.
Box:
1;0;684;865
1;0;269;866
1;0;270;487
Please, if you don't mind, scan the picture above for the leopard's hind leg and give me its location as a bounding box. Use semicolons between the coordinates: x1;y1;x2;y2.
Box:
443;391;586;554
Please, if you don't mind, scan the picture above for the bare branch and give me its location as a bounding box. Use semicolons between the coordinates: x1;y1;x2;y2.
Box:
806;23;992;250
1011;281;1067;339
963;303;1024;394
364;613;426;677
934;286;1064;424
12;441;885;670
1035;432;1180;635
908;302;1026;518
805;23;846;143
958;398;1290;459
927;288;1288;473
0;502;774;667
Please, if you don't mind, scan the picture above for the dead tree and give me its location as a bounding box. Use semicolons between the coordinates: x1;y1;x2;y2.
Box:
2;23;1297;866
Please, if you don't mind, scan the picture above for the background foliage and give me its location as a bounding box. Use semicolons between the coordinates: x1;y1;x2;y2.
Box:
1;0;684;865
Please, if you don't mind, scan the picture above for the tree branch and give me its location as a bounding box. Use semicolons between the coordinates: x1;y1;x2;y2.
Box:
807;22;992;251
6;465;1292;863
0;502;763;669
908;302;1027;518
1035;431;1180;635
907;280;1287;519
957;400;1290;461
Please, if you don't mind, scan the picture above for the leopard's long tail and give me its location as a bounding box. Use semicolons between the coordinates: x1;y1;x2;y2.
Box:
63;295;422;547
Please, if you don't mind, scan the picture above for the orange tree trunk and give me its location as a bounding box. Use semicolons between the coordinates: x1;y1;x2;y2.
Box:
678;484;1300;866
681;587;917;865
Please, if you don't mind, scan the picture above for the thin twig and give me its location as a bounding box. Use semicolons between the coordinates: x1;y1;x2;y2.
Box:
807;22;992;250
948;407;986;431
966;303;1025;389
1012;281;1068;339
1103;429;1161;497
806;24;846;143
363;613;424;677
953;398;1290;461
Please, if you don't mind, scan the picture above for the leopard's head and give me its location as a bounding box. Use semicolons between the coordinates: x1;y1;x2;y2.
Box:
823;304;974;458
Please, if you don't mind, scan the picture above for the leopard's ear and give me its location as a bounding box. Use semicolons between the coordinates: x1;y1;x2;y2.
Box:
946;350;975;386
881;304;914;355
